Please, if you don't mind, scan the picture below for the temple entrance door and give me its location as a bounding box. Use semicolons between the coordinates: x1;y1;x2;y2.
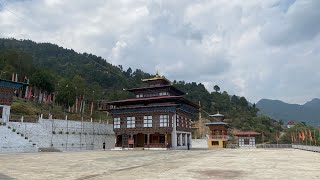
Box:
116;135;122;147
136;133;144;147
122;134;128;148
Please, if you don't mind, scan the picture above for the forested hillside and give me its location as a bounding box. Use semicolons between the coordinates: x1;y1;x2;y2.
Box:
257;99;320;125
0;38;282;142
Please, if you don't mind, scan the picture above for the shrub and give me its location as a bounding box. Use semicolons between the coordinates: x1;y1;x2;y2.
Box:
11;103;38;115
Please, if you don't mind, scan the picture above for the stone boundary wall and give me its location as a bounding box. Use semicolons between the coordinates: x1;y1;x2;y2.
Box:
6;119;115;152
191;139;208;148
292;145;320;152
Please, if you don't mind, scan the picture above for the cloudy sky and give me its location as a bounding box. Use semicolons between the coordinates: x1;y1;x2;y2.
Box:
0;0;319;104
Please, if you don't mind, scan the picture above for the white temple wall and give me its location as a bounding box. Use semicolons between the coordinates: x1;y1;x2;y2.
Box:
175;131;192;150
0;105;10;123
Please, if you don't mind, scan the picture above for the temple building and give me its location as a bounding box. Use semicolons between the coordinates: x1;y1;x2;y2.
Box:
205;113;231;148
0;79;27;123
99;74;199;149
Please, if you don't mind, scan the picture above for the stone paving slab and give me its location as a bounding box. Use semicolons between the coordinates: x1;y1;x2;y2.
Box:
0;149;319;179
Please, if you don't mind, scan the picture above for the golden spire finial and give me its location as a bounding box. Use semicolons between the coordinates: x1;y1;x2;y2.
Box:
155;70;160;78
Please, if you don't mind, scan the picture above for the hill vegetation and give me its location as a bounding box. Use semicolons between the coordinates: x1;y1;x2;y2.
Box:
0;38;283;143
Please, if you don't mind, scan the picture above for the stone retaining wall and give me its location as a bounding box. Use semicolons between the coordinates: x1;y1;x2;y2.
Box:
3;119;115;153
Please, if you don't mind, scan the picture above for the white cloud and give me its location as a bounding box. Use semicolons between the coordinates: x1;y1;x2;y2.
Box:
0;0;319;104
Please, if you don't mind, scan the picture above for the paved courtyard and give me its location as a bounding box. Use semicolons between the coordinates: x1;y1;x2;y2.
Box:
0;148;319;180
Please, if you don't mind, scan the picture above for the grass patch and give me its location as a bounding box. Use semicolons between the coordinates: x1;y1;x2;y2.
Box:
11;97;111;122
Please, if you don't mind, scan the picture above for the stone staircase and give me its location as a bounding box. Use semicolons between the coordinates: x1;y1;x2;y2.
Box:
0;125;38;153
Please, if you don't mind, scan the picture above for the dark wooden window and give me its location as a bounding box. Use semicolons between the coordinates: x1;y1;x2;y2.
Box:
211;141;219;145
126;117;135;128
113;117;120;128
160;115;168;127
177;115;180;127
144;116;152;127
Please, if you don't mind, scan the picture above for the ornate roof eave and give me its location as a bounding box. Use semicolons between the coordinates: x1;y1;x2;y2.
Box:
204;121;231;127
106;95;182;104
110;103;178;110
141;74;171;83
126;85;185;95
105;95;199;109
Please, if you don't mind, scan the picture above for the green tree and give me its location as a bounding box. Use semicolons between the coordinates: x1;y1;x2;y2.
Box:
213;85;220;92
31;69;55;93
239;97;248;107
55;79;76;108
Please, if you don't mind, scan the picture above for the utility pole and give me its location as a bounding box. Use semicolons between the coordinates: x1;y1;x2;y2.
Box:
90;91;94;116
92;119;95;150
198;101;202;139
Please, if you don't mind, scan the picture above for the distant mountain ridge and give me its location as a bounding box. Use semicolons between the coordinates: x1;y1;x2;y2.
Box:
256;98;320;125
304;98;320;108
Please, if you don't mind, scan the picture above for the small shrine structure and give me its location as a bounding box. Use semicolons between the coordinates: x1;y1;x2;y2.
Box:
233;131;260;148
205;113;231;148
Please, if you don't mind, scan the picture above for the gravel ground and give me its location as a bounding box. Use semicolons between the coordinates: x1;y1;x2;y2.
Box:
0;148;319;180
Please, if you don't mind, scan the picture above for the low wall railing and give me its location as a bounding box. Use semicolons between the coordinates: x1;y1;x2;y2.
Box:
256;144;292;148
292;145;320;152
209;135;230;140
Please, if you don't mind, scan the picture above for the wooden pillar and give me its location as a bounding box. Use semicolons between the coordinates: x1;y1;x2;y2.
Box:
115;134;118;147
147;133;150;148
165;133;168;148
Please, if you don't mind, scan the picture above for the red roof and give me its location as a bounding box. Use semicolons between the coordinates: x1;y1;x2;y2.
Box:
233;131;260;136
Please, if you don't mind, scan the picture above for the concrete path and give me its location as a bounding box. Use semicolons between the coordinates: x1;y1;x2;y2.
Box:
0;149;319;179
